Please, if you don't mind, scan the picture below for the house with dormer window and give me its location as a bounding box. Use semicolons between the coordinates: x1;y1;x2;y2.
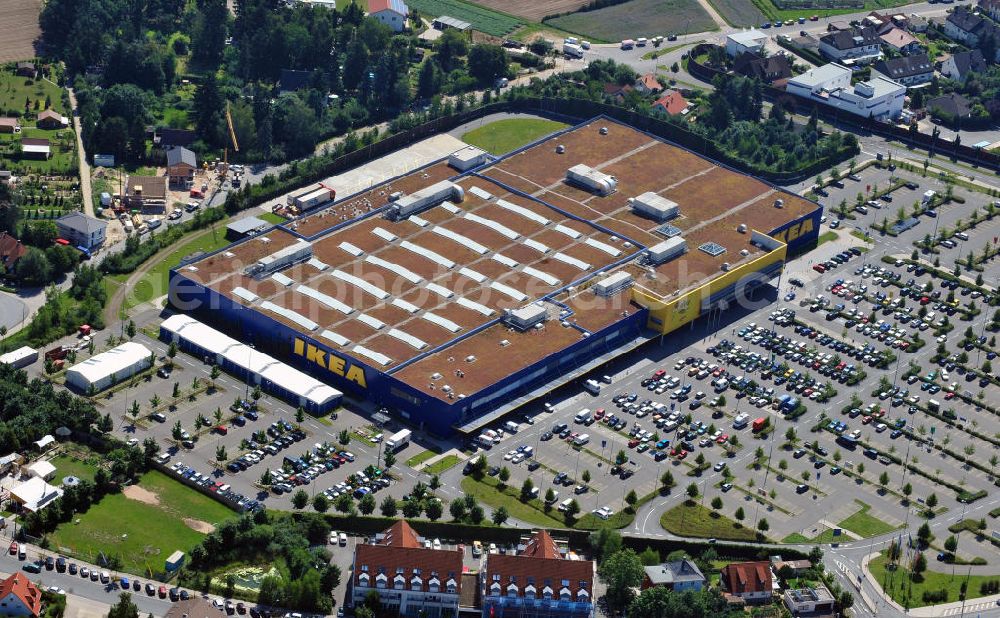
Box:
350;520;462;617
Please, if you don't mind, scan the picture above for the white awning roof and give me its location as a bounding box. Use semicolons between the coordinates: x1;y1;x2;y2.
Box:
65;342;151;386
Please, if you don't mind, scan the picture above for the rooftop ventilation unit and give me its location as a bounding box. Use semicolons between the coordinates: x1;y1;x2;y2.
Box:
737;223;748;233
386;181;464;221
599;126;609;135
644;237;687;265
503;303;548;331
556;145;565;154
447;146;489;171
630;192;679;222
592;271;634;297
774;198;784;209
566;164;617;195
244;239;313;279
698;242;727;257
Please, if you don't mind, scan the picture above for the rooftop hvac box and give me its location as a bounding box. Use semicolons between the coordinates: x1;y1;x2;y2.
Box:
246;238;313;278
0;346;38;369
630;192;678;222
389;181;465;220
504;303;548;330
566;164;617;195
646;237;687;264
592;271;634;297
448;146;489;171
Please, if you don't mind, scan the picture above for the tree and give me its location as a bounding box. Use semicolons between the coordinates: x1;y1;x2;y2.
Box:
564;499;580;522
626;489;639;511
498;466;510;487
312;494;329;513
417;59;443;99
590;528;623;564
449;498;466;521
425;499;443;521
467;44;508;85
296;406;305;423
468;504;485;524
582;469;591;484
520;478;535;502
710;496;723;515
380;495;397;517
125;319;136;339
383;451;395;469
686;483;699;499
926;493;938;510
660;470;675;491
193;72;224;146
337;493;356;515
260;468;273;486
879;471;890;489
785;426;798;446
902;482;912;501
492;505;509;525
757;518;770;537
108;593;139;618
358;493;376;515
599;549;644;611
944;535;957;554
292;489;309;509
917;521;933;546
734;506;745;524
216;445;227;461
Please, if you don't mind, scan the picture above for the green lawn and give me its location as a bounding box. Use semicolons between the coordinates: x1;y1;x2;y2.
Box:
461;475;566;528
0;127;78;175
127;229;229;308
838;501;898;538
817;230;838;246
0;70;69;116
406;450;436;468
461;119;568;156
49;454;100;484
257;212;287;225
424;455;460;475
869;552;1000;608
659;501;759;542
48;470;235;576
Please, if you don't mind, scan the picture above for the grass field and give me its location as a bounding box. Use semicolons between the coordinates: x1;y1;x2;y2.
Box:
406;0;523;36
125;228;229;308
462;118;568;155
659;501;759;542
0;70;68;115
48;470;235;575
838;501;898;537
257;212;286;225
50;454;100;484
868;552;999;608
406;450;436;468
817;230;838;246
545;0;718;41
461;476;566;528
708;0;766;26
424;454;461;475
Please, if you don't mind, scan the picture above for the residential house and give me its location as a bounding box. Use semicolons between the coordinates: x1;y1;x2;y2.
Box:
940;49;988;81
7;476;63;513
734;52;793;85
827;20;853;32
166;146;197;187
720;561;774;604
862;11;897;34
982;0;1000;21
818;27;881;63
154;128;197;149
650;90;689;116
0;232;27;273
19;138;50;160
279;69;313;94
123;176;168;213
634;73;663;94
351;520;463;617
0;118;21;134
926;92;972;118
786;62;905;120
879;28;923;55
481;530;595;618
771;557;813;577
15;62;35;78
0;572;42;617
55;212;108;250
783;585;836;618
26;460;56;482
36;110;68;129
943;7;1000;54
642;560;706;592
603;83;634;103
369;0;409;32
726;30;768;57
872;53;934;87
908;14;929;32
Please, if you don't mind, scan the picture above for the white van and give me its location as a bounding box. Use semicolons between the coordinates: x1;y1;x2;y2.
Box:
504;421;520;434
558;498;575;512
584;379;601;395
733;413;750;429
574;409;592;424
573;433;590;446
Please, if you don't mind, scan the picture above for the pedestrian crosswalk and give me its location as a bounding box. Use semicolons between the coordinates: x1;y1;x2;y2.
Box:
939;598;1000;616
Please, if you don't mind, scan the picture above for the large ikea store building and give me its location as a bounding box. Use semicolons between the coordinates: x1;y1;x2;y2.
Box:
167;117;822;436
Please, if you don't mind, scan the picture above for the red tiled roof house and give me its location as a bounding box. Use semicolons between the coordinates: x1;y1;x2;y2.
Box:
481;530;595;618
350;520;462;617
0;572;42;616
651;90;689;116
720;561;773;604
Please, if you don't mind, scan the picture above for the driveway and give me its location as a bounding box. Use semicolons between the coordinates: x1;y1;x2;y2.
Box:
0;292;27;332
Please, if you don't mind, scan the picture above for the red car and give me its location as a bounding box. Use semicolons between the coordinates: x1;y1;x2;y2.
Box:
594;408;605;420
813;264;826;273
944;391;955;400
716;434;729;444
676;450;687;460
8;542;17;556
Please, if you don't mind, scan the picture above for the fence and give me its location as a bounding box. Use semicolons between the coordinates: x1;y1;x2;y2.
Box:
687;44;1000;173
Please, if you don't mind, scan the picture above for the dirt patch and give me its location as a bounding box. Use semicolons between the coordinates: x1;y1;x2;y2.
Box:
473;0;590;22
123;484;161;506
184;518;216;534
0;0;42;63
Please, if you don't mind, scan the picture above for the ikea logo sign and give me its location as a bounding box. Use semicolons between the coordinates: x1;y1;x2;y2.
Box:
293;339;367;388
771;217;814;244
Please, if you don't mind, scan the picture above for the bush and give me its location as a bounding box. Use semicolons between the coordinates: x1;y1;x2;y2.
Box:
922;589;948;603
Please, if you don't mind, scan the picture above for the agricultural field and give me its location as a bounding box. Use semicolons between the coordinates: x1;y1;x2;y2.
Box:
461;118;568;155
708;0;766;27
48;470;235;575
545;0;717;43
0;0;43;63
467;0;591;22
406;0;524;36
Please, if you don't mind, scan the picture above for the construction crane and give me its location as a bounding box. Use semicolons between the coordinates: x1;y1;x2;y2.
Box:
222;101;239;178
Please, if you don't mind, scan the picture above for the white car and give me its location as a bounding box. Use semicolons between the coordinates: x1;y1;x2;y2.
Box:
511;453;526;464
504;450;516;460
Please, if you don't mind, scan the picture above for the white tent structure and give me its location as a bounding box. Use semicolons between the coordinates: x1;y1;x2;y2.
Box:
160;315;342;412
65;341;152;393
